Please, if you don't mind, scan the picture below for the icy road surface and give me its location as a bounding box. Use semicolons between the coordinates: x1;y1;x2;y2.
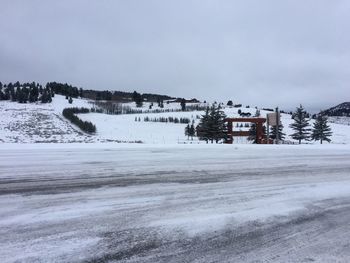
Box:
1;144;350;262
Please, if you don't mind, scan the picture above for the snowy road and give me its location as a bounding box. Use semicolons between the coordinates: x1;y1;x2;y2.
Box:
1;144;350;262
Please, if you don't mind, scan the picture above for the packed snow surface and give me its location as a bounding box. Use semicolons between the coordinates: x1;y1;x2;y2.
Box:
1;143;350;262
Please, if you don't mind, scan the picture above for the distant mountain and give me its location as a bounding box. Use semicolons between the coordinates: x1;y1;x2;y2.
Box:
321;102;350;117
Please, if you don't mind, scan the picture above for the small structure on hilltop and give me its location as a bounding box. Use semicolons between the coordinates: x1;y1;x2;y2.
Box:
225;117;267;144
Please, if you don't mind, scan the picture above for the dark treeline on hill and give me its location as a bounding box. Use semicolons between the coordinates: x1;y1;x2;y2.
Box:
62;107;96;134
0;81;53;103
320;102;350;117
47;82;80;98
1;81;181;104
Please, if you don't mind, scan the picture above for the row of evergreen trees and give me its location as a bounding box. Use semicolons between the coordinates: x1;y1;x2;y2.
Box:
136;116;191;124
47;82;81;98
186;104;332;144
289;105;332;144
185;123;196;140
0;82;53;103
62;107;96;134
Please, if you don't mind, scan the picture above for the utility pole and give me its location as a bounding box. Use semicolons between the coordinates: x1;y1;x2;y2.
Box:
275;107;279;144
266;117;270;144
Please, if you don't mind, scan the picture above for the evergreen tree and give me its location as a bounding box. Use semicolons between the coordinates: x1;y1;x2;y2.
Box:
254;109;260;117
185;124;190;139
189;123;195;140
69;97;73;104
0;87;3;100
29;85;39;102
248;123;267;143
3;87;10;100
196;107;210;143
47;89;52;103
21;87;29;103
16;88;22;103
227;100;233;106
196;105;227;143
289;105;311;144
270;125;286;141
210;105;227;143
248;124;257;143
132;91;143;107
9;85;16;102
180;98;186;111
311;115;332;144
40;89;50;103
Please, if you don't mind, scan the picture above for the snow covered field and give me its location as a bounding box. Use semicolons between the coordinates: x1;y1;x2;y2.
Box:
1;95;350;144
1;143;350;262
0;96;93;143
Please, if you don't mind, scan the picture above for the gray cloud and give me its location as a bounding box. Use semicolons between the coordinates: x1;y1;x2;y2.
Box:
0;0;349;111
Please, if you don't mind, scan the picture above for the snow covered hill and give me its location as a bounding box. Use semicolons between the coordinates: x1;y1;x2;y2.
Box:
1;95;350;144
0;96;95;143
321;102;350;117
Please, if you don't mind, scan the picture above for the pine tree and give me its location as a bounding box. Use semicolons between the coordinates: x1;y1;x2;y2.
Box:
248;124;257;143
210;105;227;143
270;125;286;141
69;97;73;104
311;115;332;144
29;85;39;102
289;105;311;144
180;98;186;111
196;105;227;143
132;91;143;107
41;90;48;103
189;123;195;140
254;109;260;117
185;124;190;139
196;107;211;143
248;123;266;143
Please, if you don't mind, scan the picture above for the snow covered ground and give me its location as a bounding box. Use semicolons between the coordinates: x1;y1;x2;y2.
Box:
328;116;350;126
1;143;350;262
0;95;93;143
1;95;350;144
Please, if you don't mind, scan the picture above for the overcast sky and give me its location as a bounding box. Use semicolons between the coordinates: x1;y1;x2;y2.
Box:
0;0;349;111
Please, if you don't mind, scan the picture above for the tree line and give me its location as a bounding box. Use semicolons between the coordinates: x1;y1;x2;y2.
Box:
136;116;192;124
1;81;183;104
0;81;53;103
62;107;96;134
